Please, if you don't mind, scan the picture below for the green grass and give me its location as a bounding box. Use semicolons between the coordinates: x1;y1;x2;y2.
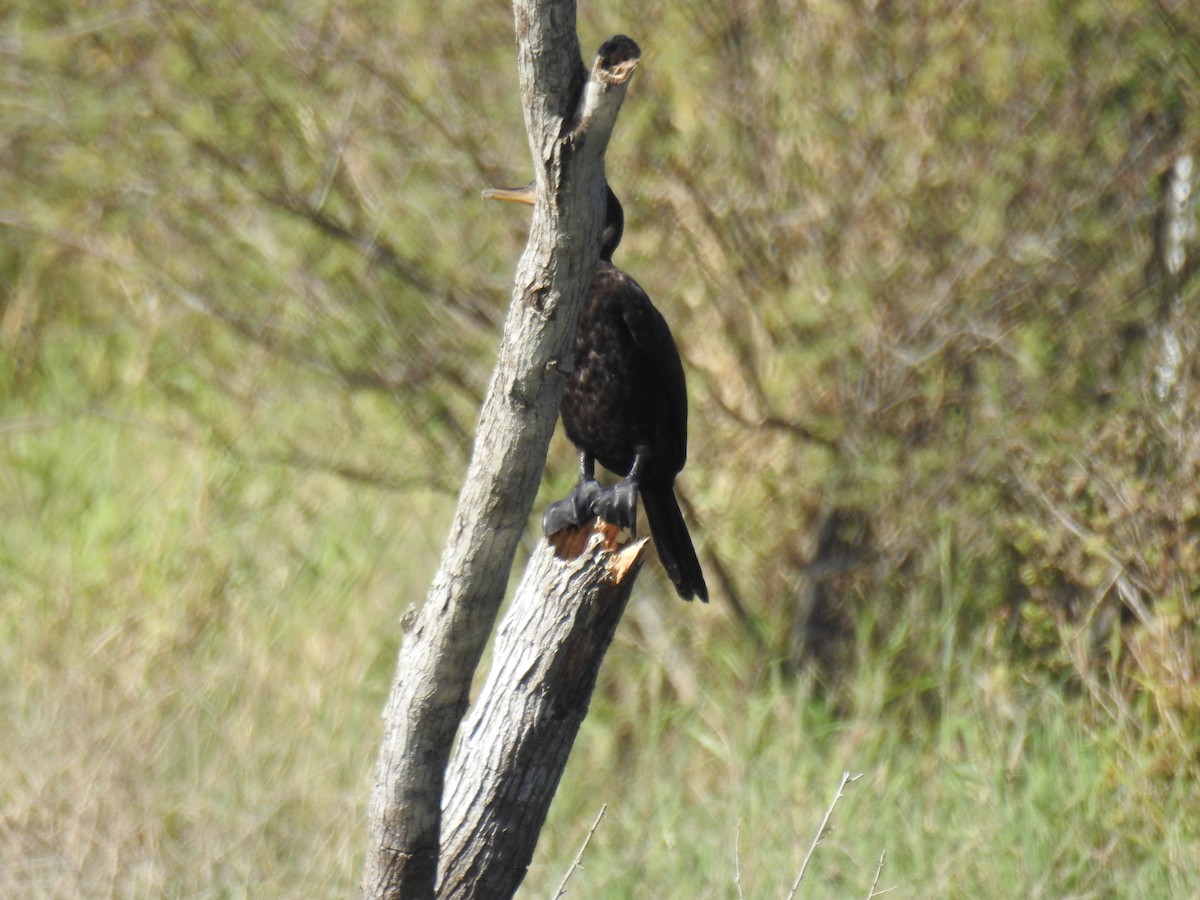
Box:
523;643;1199;898
5;411;1198;897
0;413;410;896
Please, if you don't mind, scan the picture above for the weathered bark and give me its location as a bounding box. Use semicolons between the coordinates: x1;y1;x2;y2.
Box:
437;526;647;898
362;3;641;896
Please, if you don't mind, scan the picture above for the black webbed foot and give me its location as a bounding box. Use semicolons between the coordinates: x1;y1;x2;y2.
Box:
542;478;603;536
591;479;639;535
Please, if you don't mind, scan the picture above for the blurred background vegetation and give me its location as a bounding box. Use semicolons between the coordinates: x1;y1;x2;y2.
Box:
3;0;1200;895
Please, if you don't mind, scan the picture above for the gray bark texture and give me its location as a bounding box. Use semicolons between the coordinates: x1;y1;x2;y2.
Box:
361;2;642;896
437;527;647;898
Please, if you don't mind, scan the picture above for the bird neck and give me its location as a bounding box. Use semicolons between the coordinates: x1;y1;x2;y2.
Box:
600;226;621;261
599;187;624;262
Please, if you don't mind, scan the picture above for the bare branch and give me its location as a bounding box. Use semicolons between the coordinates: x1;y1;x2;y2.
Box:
866;849;887;899
786;771;861;899
554;805;609;900
734;818;745;900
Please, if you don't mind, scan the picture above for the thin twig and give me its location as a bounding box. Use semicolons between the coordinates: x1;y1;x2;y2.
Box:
734;817;745;900
554;804;607;899
786;771;861;899
866;849;886;899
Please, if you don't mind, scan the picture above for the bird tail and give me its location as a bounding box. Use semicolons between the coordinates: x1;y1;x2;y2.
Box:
641;486;708;602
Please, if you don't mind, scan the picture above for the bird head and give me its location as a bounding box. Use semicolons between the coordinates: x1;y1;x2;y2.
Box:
483;182;624;262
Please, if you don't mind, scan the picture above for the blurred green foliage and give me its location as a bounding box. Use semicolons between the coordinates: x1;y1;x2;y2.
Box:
3;0;1200;894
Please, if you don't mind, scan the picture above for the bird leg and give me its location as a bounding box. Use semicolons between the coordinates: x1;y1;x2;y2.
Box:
542;452;604;536
591;453;643;536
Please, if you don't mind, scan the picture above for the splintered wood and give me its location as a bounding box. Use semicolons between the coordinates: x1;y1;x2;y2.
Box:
547;521;648;584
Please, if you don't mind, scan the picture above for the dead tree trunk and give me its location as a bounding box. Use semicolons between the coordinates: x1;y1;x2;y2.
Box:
437;527;647;898
362;2;642;896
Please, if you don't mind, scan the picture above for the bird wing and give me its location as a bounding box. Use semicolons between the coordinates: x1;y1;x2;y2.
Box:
614;271;690;469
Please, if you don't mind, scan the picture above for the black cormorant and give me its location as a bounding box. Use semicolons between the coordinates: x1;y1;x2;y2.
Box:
485;182;708;602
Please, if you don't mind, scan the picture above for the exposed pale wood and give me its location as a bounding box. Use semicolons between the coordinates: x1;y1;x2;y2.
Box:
361;4;641;896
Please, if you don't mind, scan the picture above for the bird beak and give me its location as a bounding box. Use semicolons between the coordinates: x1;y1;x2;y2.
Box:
482;183;537;206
